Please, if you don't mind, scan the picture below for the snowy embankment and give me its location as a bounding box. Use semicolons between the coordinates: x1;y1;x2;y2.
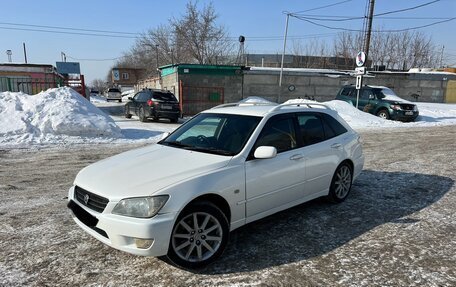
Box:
0;87;170;148
0;88;455;148
284;98;456;130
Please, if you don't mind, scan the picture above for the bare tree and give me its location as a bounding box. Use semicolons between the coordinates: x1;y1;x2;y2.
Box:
115;1;234;77
333;29;439;70
172;1;233;64
90;78;108;92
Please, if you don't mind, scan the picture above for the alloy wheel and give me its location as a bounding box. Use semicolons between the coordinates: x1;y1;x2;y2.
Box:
334;165;352;199
171;212;223;262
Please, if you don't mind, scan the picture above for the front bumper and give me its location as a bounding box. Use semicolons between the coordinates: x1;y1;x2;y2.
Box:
390;110;419;122
67;186;176;257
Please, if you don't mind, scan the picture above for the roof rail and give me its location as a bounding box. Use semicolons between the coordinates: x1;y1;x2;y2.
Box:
269;102;331;112
211;102;277;109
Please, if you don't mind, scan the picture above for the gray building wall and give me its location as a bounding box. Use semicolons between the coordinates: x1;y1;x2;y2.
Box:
242;70;456;103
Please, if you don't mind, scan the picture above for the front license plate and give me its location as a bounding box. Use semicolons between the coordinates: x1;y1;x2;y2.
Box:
405;111;413;115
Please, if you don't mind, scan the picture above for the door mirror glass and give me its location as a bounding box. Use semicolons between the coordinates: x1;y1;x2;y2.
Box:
254;146;277;159
128;97;133;100
369;94;375;100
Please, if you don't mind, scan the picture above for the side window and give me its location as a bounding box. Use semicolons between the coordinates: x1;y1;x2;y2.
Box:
255;116;297;153
322;114;348;137
133;92;142;101
297;114;325;146
361;89;373;100
135;92;150;102
340;87;352;96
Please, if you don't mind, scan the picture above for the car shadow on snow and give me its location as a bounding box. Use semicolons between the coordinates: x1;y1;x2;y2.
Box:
196;169;454;274
416;115;456;123
97;105;125;116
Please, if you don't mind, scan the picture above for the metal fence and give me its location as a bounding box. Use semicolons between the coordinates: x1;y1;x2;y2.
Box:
0;76;63;94
180;83;224;115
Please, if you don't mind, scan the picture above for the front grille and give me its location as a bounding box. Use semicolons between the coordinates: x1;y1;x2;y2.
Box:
74;186;109;213
400;104;415;111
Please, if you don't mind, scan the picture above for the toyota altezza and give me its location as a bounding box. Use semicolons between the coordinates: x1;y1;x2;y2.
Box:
67;102;364;268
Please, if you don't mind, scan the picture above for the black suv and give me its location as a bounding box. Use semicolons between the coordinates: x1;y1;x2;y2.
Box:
125;89;181;123
336;85;419;122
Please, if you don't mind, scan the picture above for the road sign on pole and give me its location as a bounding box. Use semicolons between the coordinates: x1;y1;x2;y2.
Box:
356;51;366;67
356;75;363;89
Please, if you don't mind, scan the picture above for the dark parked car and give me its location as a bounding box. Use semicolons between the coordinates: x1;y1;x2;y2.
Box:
125;89;181;123
336;85;419;122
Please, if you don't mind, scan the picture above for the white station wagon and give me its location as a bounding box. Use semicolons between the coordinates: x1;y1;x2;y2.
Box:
68;102;364;268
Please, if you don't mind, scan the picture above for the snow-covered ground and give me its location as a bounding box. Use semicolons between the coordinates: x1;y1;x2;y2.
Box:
0;88;455;148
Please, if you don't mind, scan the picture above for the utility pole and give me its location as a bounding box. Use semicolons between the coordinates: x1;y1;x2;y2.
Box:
23;43;28;64
279;12;290;103
363;0;375;63
440;45;445;68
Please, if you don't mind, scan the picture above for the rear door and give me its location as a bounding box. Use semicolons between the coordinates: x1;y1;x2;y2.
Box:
133;92;150;115
296;113;345;196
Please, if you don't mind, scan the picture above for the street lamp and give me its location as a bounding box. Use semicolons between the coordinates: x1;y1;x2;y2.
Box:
278;12;291;103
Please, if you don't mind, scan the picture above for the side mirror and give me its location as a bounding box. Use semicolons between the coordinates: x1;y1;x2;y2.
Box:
368;94;375;100
254;146;277;159
128;97;133;100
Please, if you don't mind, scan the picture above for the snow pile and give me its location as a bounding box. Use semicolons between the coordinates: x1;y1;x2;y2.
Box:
0;87;122;146
283;98;456;130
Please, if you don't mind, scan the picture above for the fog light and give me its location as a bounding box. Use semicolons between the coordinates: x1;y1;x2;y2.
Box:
135;238;154;249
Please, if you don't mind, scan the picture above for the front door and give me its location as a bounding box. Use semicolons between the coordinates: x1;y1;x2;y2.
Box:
245;115;305;220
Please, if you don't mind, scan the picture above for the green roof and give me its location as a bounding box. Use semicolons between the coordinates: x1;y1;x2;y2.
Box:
159;63;243;76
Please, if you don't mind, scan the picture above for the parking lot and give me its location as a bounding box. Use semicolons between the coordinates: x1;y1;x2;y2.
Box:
1;126;455;286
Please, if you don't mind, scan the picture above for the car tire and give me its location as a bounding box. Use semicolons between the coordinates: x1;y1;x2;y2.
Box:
376;109;390;119
124;105;132;119
166;201;229;269
139;107;148;122
326;162;353;203
118;99;122;103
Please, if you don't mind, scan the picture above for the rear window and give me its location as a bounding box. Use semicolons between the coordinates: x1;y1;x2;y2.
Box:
108;88;120;93
152;92;177;101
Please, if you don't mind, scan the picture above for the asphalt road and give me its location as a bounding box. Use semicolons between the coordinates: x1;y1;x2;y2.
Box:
0;126;455;286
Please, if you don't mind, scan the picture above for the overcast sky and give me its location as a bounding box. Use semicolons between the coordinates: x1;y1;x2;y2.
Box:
1;0;455;83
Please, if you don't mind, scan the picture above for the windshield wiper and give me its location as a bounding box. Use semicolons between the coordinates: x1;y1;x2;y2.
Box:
160;141;192;148
188;146;235;156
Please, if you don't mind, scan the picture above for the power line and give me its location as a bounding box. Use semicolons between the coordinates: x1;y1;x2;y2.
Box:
0;22;139;35
292;0;353;14
291;16;456;33
0;26;138;39
66;55;126;61
375;0;441;17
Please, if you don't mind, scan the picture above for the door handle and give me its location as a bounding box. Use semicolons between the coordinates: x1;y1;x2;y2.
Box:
289;154;304;161
331;143;342;149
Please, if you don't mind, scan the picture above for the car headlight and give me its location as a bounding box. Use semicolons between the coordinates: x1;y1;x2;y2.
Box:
390;104;402;110
413;105;418;112
112;195;169;218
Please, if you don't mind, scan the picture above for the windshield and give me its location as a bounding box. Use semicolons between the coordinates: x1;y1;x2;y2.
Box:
377;88;410;102
108;88;120;93
160;113;261;156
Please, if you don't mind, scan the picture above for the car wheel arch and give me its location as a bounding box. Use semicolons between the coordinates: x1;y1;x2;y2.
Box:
179;193;231;225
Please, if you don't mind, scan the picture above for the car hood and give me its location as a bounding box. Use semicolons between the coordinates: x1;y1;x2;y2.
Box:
74;144;232;200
